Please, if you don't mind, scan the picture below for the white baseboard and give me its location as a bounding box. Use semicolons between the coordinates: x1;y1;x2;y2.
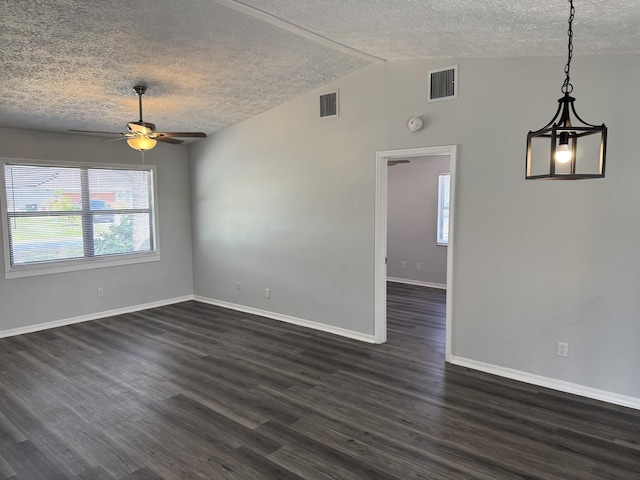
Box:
0;295;194;339
387;277;446;290
1;293;375;344
449;356;640;411
193;295;376;343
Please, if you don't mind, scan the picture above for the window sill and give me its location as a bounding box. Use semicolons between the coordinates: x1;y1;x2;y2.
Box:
5;252;160;279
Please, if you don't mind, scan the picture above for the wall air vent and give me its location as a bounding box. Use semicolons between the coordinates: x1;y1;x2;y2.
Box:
428;65;458;102
320;90;339;118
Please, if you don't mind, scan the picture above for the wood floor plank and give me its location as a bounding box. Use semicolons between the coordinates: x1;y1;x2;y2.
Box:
119;467;165;480
0;283;639;479
72;465;116;480
0;453;16;479
288;415;477;480
0;390;90;478
259;421;404;480
0;439;67;480
158;394;283;455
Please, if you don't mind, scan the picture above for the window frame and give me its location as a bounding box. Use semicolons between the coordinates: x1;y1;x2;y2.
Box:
1;158;160;279
437;173;450;246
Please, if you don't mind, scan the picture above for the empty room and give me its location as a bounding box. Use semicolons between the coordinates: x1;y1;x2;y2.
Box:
1;1;639;479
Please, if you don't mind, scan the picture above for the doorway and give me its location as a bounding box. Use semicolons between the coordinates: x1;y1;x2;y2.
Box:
374;145;457;362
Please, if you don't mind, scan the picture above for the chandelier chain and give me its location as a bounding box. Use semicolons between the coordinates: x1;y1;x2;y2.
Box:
562;0;575;94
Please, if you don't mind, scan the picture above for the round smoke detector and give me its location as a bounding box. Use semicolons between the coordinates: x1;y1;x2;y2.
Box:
407;116;424;132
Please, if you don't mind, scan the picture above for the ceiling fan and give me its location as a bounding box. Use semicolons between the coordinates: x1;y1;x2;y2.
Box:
69;85;207;151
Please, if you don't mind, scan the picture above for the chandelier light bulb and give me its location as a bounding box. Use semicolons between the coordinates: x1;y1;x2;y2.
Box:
555;143;572;164
555;131;572;163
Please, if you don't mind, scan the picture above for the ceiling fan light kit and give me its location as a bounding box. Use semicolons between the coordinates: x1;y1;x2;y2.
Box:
127;136;157;151
525;0;607;180
69;85;207;153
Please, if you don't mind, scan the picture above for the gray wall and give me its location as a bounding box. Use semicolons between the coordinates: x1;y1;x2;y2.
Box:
387;155;449;286
0;127;194;331
3;53;637;401
384;55;640;399
191;54;640;400
190;65;387;335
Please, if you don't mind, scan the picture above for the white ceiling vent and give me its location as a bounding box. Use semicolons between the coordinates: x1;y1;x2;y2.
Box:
428;65;457;102
320;90;339;118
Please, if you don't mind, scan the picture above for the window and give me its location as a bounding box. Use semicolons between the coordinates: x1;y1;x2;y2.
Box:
1;160;158;278
437;173;450;246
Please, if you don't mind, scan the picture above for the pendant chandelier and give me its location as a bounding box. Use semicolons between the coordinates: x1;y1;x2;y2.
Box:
526;0;607;180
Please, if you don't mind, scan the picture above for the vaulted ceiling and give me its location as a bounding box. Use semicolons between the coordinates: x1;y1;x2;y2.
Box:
2;0;639;139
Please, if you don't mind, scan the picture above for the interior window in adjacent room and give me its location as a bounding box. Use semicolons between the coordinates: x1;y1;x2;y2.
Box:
437;173;450;246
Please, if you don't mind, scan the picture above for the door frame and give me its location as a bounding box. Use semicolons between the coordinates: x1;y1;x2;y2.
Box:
374;145;457;362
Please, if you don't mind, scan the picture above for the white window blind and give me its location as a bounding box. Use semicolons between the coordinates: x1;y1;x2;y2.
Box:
2;161;157;276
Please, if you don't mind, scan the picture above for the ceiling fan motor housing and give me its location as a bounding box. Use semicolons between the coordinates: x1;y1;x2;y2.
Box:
128;121;156;134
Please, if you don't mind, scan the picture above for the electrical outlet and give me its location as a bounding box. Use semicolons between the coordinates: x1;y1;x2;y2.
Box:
264;288;270;299
557;342;569;357
236;282;241;291
97;288;104;298
416;262;421;270
401;261;406;269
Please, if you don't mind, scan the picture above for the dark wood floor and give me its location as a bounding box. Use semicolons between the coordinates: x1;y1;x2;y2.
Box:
1;283;639;479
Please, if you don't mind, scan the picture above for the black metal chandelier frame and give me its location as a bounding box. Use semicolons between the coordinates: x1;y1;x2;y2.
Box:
525;0;607;180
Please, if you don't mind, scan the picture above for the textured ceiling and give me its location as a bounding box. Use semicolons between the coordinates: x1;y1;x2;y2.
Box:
1;0;639;139
244;0;640;59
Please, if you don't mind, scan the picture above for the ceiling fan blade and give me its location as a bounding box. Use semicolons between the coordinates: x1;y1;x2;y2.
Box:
103;136;129;142
68;129;123;135
154;132;207;138
388;160;411;166
156;136;184;145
